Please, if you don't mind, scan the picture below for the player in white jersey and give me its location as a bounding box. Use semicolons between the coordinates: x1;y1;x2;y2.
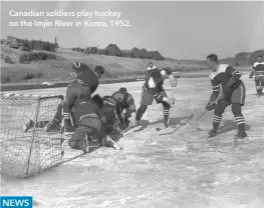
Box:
249;55;264;95
205;54;247;139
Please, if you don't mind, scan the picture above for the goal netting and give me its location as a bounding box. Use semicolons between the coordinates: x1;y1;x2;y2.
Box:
0;93;64;178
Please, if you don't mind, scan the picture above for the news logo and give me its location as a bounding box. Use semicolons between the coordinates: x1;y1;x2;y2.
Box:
0;196;32;208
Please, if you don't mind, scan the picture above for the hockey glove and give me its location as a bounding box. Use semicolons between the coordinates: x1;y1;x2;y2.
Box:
205;101;216;111
163;96;175;105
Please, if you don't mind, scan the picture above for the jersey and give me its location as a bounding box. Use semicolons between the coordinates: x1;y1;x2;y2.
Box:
142;68;172;102
74;100;102;123
101;96;117;124
252;62;264;78
209;64;242;102
75;68;99;93
63;68;99;120
144;67;157;81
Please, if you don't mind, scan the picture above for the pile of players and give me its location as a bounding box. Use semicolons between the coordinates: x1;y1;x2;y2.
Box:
22;61;176;153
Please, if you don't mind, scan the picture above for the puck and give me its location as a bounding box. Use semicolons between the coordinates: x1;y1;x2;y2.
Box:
156;127;161;131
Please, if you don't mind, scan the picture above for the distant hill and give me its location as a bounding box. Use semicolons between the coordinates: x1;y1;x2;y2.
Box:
219;57;234;65
220;50;264;66
1;45;209;83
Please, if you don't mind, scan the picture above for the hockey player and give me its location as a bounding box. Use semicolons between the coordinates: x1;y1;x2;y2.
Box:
68;94;104;153
100;95;121;135
135;67;177;128
147;61;157;71
111;87;137;129
205;54;247;139
63;62;105;131
249;55;264;95
69;94;122;152
22;95;122;147
22;62;105;133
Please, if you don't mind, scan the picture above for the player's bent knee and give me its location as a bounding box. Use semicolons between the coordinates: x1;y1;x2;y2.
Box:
162;102;171;109
214;103;227;116
139;105;147;112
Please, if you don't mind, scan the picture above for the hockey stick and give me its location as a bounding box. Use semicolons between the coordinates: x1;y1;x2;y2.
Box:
158;113;194;136
195;110;208;122
194;90;225;131
121;125;133;134
103;135;123;150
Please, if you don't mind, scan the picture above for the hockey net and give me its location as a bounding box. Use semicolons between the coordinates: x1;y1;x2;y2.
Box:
0;93;64;178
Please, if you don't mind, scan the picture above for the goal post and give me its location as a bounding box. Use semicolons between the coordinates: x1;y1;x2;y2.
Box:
0;93;64;178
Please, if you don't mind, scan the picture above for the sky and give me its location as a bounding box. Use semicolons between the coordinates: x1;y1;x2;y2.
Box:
1;1;264;60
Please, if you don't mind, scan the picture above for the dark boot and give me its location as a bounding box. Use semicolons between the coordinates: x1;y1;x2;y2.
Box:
208;129;218;137
44;119;60;132
257;89;263;95
22;119;34;132
235;130;247;139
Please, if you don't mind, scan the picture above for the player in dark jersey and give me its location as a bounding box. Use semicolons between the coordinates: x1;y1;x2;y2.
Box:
68;94;105;153
22;62;87;133
249;55;264;95
205;54;247;139
111;87;137;129
135;67;177;128
63;62;105;132
71;94;122;152
100;95;121;135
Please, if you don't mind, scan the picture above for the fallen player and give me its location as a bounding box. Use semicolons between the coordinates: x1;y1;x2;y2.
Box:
22;94;123;151
70;94;122;152
68;94;104;153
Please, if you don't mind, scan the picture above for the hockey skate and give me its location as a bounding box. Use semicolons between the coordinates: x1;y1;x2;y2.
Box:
257;89;263;96
234;130;247;140
208;129;218;138
22;119;34;132
44;120;60;132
